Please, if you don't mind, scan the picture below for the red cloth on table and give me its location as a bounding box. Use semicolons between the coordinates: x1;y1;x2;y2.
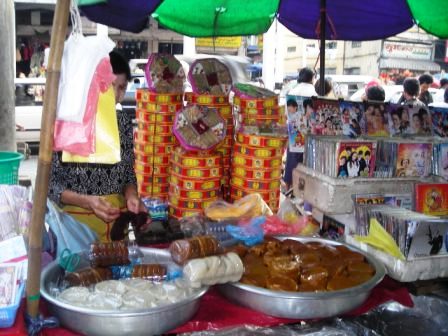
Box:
4;276;412;336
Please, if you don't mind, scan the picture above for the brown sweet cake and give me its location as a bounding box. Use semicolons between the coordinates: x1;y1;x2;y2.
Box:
240;237;375;293
65;267;113;287
169;235;220;265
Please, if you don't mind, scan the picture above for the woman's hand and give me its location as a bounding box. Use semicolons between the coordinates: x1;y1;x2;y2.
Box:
126;193;147;214
88;196;121;223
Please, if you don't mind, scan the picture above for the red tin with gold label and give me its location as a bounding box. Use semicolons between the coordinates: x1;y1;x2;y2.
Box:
231;165;282;180
184;92;229;106
134;151;171;165
171;162;223;179
169;173;221;190
136;122;173;135
136;110;176;124
134;131;177;145
239;105;282;117
233;95;278;109
230;176;281;191
136;89;182;104
137;182;169;195
233;143;284;158
136;101;182;114
171;149;222;168
235;132;287;149
134;162;170;175
168;184;219;199
136;173;169;185
232;152;282;169
134;141;177;154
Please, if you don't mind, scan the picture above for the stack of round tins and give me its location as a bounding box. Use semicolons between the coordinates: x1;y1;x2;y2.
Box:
232;83;286;127
134;89;182;199
185;92;234;199
230;132;287;212
168;148;223;219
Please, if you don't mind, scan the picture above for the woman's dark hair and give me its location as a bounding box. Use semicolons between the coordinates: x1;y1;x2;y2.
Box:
286;99;298;108
440;78;448;87
403;78;420;97
298;67;315;84
366;86;385;102
314;78;332;96
109;51;131;81
418;74;433;85
303;98;313;110
444;87;448;103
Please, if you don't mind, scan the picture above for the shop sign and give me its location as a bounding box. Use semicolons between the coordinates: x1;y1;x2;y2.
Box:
196;36;242;49
383;41;432;60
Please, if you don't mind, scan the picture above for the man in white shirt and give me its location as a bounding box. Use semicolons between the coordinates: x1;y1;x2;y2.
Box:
283;67;317;193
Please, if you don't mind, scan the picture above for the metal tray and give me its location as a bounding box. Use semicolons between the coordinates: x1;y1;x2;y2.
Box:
219;237;385;319
40;248;207;336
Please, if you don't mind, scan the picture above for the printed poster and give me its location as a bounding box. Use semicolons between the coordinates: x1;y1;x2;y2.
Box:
395;143;432;177
430;105;448;137
313;98;342;135
336;141;376;178
415;183;448;216
285;95;315;153
339;101;364;138
365;101;389;136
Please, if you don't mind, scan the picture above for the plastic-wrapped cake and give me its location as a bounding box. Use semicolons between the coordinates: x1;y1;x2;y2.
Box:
144;53;186;93
173;105;226;151
189;58;232;95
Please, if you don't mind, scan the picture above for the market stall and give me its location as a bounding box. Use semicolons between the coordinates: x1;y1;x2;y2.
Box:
1;0;448;335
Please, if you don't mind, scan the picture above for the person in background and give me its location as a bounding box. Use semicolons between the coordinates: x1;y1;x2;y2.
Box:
288;67;317;97
418;74;434;106
314;78;333;97
365;85;385;102
49;51;148;242
440;78;448;90
399;78;425;107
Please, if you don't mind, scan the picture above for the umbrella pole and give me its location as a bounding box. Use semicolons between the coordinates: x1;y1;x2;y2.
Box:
26;0;70;318
319;0;326;95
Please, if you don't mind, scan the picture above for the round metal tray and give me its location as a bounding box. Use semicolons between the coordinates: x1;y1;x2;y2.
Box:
40;248;207;336
219;237;385;319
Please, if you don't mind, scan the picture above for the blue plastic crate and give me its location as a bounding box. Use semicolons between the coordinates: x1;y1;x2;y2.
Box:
0;282;25;328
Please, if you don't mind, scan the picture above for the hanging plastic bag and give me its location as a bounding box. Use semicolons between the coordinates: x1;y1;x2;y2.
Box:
56;2;115;123
62;86;121;164
45;200;97;258
54;57;115;155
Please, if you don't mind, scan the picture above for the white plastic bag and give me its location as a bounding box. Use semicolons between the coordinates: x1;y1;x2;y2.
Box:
56;34;114;123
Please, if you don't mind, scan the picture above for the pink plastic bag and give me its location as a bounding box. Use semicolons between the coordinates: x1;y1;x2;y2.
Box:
54;58;115;155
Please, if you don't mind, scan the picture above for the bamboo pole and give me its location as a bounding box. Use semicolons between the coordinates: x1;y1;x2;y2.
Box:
26;0;70;318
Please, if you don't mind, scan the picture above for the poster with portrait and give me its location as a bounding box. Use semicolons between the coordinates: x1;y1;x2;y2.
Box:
395;143;432;177
365;101;389;136
387;103;411;136
429;105;448;137
339;101;365;138
285;95;315;153
406;105;432;135
336;141;376;178
415;183;448;216
313;98;342;135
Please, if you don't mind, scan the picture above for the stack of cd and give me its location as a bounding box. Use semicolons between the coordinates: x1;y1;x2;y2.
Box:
432;140;448;180
230;132;287;212
354;204;444;259
185;92;234;196
168;148;222;219
134;89;182;199
233;83;285;127
375;139;432;178
304;135;378;178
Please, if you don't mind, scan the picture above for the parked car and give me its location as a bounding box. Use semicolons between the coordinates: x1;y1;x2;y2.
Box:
15;77;45;154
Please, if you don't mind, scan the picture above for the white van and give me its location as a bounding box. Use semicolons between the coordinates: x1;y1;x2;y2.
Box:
15;77;45;153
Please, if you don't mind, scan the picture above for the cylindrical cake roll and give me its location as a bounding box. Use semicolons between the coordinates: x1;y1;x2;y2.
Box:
89;241;130;268
169;235;219;265
65;267;113;287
